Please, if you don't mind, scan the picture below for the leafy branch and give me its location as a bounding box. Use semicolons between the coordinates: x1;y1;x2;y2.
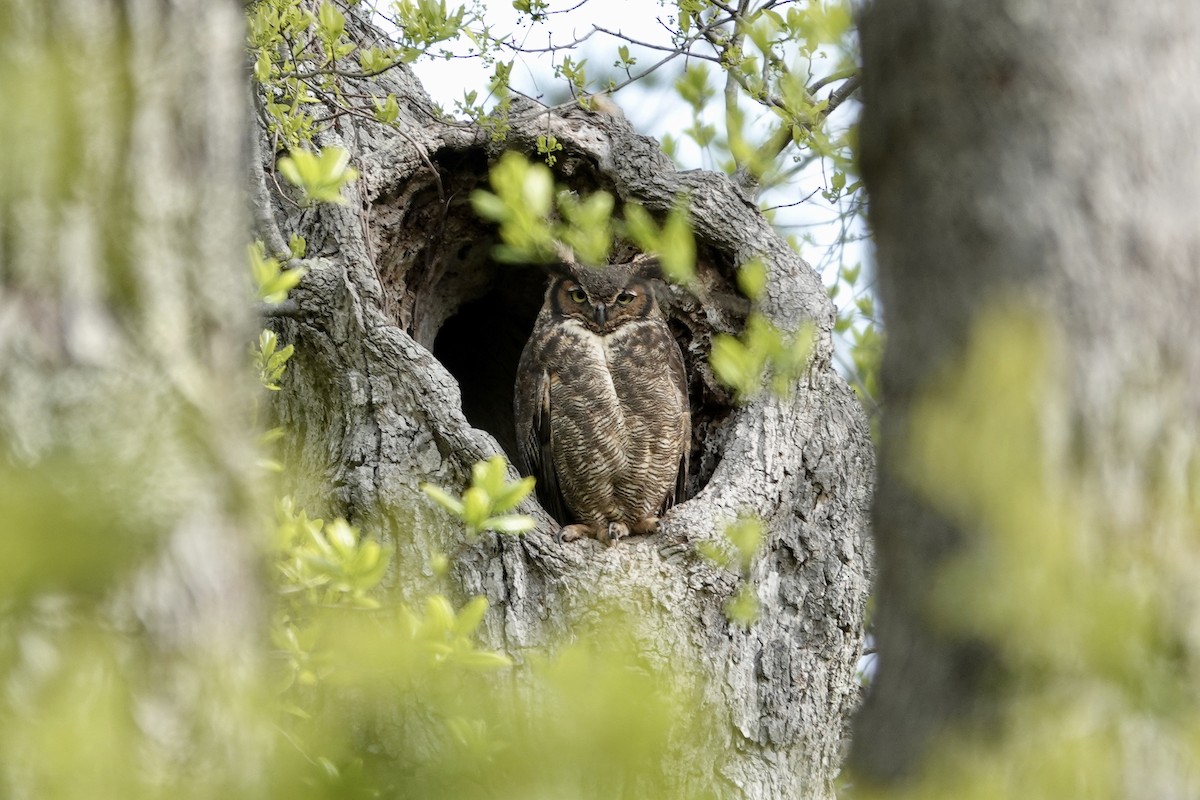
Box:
422;455;538;538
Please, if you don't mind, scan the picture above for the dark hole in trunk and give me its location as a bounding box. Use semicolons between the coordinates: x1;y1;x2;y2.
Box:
432;264;547;462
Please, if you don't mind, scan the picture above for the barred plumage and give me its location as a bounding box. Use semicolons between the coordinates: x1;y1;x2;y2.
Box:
513;257;690;545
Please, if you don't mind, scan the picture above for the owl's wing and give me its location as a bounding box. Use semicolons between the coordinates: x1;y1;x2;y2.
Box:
515;361;570;525
666;429;690;511
662;334;691;512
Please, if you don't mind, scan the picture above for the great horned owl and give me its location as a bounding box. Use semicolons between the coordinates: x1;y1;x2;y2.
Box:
514;255;690;545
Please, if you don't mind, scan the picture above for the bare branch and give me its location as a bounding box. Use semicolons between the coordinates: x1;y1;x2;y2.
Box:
809;66;858;95
590;25;723;63
825;73;862;116
546;0;593;15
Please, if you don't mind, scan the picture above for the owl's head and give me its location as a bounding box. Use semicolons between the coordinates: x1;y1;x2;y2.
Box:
548;255;661;335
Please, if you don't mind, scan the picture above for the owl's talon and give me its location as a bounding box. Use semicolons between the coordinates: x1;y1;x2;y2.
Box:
631;516;662;537
605;522;630;546
557;524;589;543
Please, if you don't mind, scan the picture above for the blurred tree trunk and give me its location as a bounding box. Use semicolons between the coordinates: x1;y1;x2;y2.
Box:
853;1;1200;793
254;11;873;799
0;0;264;792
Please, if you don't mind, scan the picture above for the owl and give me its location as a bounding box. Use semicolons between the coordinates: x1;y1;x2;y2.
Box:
514;255;690;545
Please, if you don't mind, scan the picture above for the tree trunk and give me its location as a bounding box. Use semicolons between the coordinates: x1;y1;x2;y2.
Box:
256;13;873;799
853;1;1200;794
0;0;264;792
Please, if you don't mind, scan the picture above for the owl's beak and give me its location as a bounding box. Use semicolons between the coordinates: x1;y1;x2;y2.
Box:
593;303;608;328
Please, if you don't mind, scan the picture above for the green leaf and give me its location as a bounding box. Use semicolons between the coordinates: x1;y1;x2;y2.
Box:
421;483;465;516
324;519;357;556
359;46;391;74
697;540;731;569
277;147;359;205
856;295;875;318
288;234;307;259
425;595;457;633
453;596;489;635
559;189;614;266
737;258;768;301
725;516;764;572
674;65;713;112
469;190;508;222
485;514;537;535
710;333;757;401
317;2;345;40
455;651;513;669
254;49;271;82
725;584;760;628
472;456;507;498
471;152;559;263
489;475;535;513
622;203;659;253
521;162;553;216
374;93;400;124
462;486;490;530
536;134;563;166
658;200;696;284
255;329;294;390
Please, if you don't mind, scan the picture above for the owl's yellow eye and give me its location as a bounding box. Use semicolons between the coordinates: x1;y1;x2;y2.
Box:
615;291;636;306
568;287;588;304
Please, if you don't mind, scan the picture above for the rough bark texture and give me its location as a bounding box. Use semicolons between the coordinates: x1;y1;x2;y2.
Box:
0;0;263;789
853;0;1200;791
254;13;873;798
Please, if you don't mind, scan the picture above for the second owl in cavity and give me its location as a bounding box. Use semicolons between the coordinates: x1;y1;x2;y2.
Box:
514;253;690;545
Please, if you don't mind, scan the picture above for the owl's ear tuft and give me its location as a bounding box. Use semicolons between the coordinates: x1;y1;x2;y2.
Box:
626;253;662;280
544;241;582;279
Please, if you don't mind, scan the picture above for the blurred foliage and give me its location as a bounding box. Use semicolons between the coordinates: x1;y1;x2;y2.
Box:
0;459;155;598
711;316;815;403
827;259;881;420
698;515;766;627
269;609;718;798
265;492;719;799
255;329;295;391
849;309;1200;797
469;150;696;276
276;146;360;206
251;239;307;304
274;499;391;613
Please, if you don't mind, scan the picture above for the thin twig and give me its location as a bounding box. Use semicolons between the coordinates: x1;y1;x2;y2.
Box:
762;186;822;212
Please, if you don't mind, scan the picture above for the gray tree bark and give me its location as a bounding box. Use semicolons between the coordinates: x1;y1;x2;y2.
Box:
256;12;873;799
853;0;1200;793
0;0;264;792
